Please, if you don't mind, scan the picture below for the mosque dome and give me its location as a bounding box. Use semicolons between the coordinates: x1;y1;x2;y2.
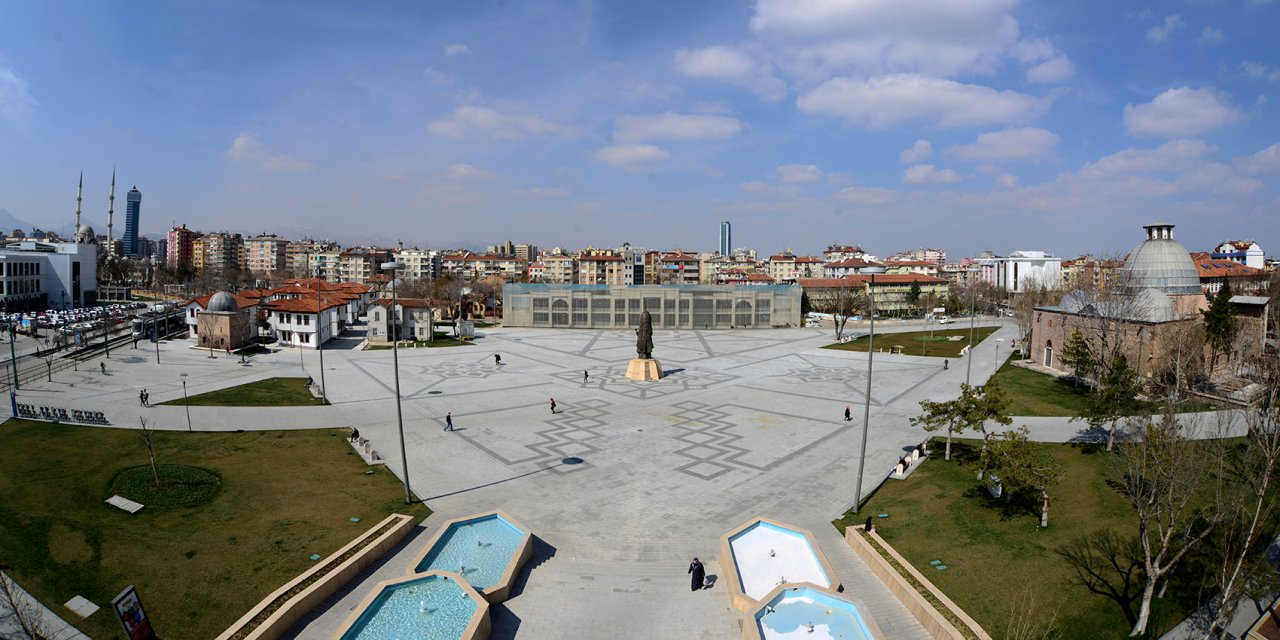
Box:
1118;223;1201;296
74;224;96;244
207;291;238;313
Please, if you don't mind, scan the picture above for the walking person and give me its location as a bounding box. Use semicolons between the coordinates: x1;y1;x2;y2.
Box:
844;405;851;421
140;389;147;407
688;558;706;591
583;370;589;383
143;389;149;406
444;412;454;431
943;359;949;370
100;362;106;374
549;398;557;414
494;353;501;366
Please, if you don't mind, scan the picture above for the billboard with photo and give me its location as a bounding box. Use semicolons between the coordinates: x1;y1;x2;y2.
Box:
111;585;157;640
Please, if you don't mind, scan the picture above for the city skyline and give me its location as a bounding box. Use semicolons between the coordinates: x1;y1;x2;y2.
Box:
0;1;1277;258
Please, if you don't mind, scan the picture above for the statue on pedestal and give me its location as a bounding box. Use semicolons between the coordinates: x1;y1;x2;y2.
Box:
636;310;654;359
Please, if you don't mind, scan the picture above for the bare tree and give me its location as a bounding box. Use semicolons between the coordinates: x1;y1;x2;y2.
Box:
0;571;53;640
137;416;159;485
808;281;868;341
986;426;1064;527
1201;360;1280;639
1004;586;1065;640
1010;276;1061;351
1056;530;1145;628
1156;320;1206;401
1118;409;1222;637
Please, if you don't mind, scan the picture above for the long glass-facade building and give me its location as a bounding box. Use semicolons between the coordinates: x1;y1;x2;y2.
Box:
504;284;800;329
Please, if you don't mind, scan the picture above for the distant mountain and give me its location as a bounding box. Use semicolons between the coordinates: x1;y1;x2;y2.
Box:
0;208;35;234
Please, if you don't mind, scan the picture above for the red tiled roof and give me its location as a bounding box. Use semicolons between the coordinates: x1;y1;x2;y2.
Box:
795;256;825;263
265;297;348;313
1194;257;1266;279
825;258;884;268
799;273;947;287
580;254;624;262
370;298;432;309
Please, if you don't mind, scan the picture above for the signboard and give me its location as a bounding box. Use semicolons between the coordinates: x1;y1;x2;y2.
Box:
932;307;946;314
111;585;158;640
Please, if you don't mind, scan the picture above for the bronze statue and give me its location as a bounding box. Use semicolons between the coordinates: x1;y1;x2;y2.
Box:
636;310;654;359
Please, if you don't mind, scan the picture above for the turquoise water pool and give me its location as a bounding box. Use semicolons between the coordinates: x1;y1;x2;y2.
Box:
340;574;478;640
755;587;874;640
414;514;524;591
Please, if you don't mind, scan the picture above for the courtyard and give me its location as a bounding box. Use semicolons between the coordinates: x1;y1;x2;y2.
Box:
7;319;1024;639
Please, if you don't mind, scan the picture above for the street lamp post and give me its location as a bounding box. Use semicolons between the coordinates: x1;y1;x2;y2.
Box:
8;326;18;391
179;372;192;432
854;266;887;514
315;274;327;403
153;321;161;364
381;261;413;504
994;339;1004;377
965;278;977;386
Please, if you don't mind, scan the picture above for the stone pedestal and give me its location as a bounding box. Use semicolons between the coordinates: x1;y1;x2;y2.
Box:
625;358;662;381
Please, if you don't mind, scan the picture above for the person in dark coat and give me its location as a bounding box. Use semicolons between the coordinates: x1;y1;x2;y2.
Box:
550;398;557;414
688;557;705;591
864;516;876;533
844;405;851;421
494;353;501;366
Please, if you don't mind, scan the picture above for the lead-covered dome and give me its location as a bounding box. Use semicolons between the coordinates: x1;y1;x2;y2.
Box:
207;291;237;313
1119;223;1201;296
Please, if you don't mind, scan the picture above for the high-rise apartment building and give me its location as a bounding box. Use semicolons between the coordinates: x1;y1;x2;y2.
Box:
245;234;290;275
166;225;199;269
719;221;731;257
124;186;141;257
287;238;340;277
199;232;244;274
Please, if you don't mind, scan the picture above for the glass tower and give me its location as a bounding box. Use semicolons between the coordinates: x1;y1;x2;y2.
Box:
719;221;731;256
124;186;141;257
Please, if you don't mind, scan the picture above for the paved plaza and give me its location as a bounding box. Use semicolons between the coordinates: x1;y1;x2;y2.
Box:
15;320;1029;639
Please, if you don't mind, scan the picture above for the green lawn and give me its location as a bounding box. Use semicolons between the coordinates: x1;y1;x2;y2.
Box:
162;377;326;406
823;326;998;358
993;357;1219;417
0;420;429;639
834;440;1205;639
990;358;1091;416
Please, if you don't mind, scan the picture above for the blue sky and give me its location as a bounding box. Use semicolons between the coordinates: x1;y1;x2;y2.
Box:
0;0;1277;259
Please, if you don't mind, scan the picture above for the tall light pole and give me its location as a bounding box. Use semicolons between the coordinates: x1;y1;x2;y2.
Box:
315;274;327;404
965;276;977;387
854;266;886;514
382;261;413;504
8;325;18;391
994;339;1004;377
179;372;192;432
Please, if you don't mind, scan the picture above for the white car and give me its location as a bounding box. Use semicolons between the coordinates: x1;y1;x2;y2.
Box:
937;316;955;324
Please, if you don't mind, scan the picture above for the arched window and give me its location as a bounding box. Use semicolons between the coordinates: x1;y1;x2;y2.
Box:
734;300;752;327
551;299;569;325
1044;340;1054;368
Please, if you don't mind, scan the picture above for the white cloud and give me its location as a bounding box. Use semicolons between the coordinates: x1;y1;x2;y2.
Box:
530;187;571;198
1236;143;1280;175
903;164;961;184
592;144;670;172
1074;139;1214;181
825;172;852;186
1197;27;1223;46
445;44;472;57
833;185;902;205
946;127;1059;162
1013;39;1074;84
1123;87;1241;138
445;164;494;180
422;67;453;84
1026;55;1074;83
0;64;37;129
426;105;575;140
798;74;1043;129
995;174;1019;189
749;0;1021;78
738;181;770;193
1145;15;1184;44
225;132;314;173
775;164;823;183
1240;61;1280;82
613;112;746;143
672;46;785;101
899;140;933;163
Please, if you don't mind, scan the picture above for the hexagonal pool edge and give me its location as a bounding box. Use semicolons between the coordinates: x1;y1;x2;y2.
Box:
409;509;534;604
741;581;886;640
719;516;843;613
332;570;491;640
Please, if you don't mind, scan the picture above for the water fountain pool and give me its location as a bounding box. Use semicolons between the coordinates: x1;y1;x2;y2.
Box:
337;572;489;640
412;510;532;602
748;584;881;640
721;518;840;612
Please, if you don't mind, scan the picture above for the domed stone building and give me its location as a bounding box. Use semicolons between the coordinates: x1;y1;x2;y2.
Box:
185;290;257;352
1030;223;1212;387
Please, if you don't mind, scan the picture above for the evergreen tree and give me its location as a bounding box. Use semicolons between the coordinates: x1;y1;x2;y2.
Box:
1201;282;1237;372
1081;353;1143;451
908;280;922;306
1057;329;1095;379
